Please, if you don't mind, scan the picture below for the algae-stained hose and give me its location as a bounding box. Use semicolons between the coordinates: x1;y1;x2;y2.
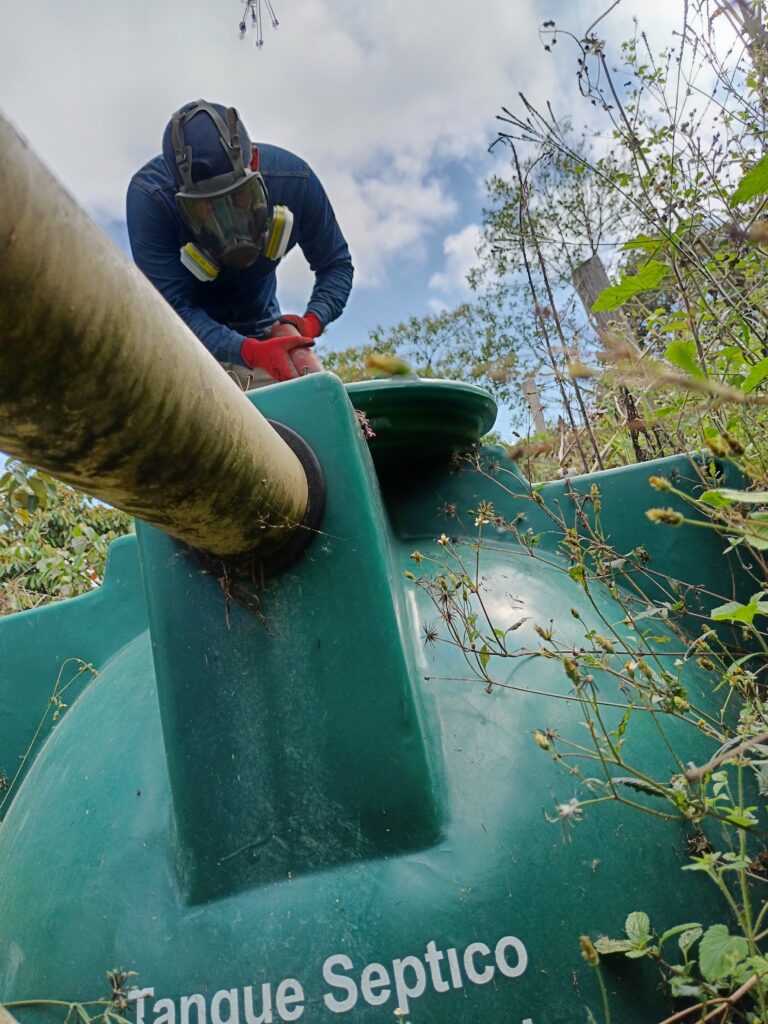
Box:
0;112;309;559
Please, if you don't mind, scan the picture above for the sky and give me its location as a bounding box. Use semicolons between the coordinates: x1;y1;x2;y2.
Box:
0;0;688;355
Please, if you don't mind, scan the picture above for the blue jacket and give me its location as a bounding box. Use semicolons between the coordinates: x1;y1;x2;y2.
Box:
126;145;354;364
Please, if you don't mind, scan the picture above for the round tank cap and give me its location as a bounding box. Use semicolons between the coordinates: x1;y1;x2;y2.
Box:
345;377;497;468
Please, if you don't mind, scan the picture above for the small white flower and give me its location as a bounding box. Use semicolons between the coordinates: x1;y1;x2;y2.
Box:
556;797;583;821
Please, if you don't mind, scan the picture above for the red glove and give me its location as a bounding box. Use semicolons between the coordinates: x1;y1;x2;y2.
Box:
241;331;323;382
274;312;323;339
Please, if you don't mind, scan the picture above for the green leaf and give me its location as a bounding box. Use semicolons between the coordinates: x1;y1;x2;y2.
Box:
744;513;768;550
656;923;701;948
720;344;748;365
26;474;49;506
677;926;703;956
709;488;768;505
594;937;633;955
745;954;768;979
612;776;665;798
710;596;762;624
621;234;664;252
625;911;651;945
731;154;768;205
699;490;736;509
698;924;749;983
592;261;668;312
626;946;657;959
669;980;704;999
665;339;703;377
742;357;768;393
719;853;752;869
614;705;633;740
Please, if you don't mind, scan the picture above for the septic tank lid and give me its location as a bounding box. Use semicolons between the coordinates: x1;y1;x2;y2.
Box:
345;377;497;468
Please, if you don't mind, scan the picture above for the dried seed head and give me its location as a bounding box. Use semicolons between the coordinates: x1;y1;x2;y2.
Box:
580;935;600;967
534;730;552;750
645;508;684;526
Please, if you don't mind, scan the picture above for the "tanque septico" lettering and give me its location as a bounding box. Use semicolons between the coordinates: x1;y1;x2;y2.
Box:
130;933;529;1020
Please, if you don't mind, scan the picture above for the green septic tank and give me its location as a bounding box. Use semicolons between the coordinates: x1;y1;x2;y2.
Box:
0;372;754;1024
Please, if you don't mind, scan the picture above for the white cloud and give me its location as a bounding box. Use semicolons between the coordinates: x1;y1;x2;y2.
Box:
0;0;741;303
427;297;450;315
275;246;315;311
0;0;556;293
429;223;482;296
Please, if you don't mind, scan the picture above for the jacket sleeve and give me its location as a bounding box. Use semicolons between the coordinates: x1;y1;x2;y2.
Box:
294;167;354;329
125;180;246;364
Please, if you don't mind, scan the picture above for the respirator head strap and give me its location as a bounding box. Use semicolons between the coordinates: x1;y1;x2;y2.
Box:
224;106;247;180
171;101;248;194
170;107;196;192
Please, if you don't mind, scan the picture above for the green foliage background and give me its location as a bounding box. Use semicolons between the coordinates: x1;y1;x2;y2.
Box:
0;460;132;614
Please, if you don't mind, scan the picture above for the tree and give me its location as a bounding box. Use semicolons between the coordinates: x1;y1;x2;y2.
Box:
478;131;637;287
322;283;549;433
0;460;132;614
464;1;768;469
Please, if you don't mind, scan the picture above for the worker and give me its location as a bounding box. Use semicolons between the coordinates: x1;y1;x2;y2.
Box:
126;100;353;387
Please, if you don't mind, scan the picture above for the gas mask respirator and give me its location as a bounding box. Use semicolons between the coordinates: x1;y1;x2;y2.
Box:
171;102;293;283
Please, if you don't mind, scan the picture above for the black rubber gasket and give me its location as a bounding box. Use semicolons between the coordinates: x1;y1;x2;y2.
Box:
177;420;325;586
257;418;326;575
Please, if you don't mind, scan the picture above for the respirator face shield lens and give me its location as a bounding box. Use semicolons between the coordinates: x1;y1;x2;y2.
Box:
175;173;269;268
